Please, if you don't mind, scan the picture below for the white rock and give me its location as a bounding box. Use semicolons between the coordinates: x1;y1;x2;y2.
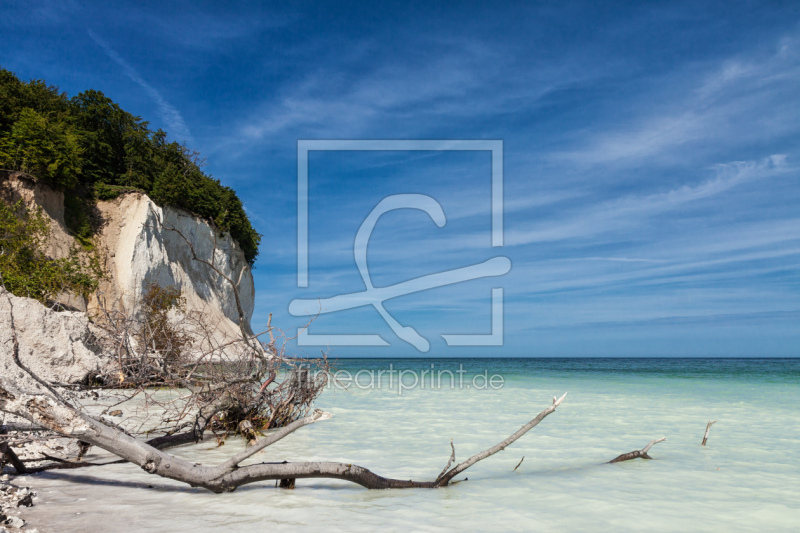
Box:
4;516;24;528
0;290;111;384
91;193;256;341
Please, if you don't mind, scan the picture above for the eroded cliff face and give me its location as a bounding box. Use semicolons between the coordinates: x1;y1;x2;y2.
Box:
0;171;73;261
91;193;256;340
0;172;257;376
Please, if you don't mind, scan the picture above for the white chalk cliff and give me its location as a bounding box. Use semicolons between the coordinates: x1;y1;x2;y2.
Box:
91;192;255;340
0;290;107;385
0;172;258;382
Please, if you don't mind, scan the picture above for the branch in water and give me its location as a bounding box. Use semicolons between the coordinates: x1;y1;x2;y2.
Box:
0;378;567;492
608;437;667;463
701;420;717;446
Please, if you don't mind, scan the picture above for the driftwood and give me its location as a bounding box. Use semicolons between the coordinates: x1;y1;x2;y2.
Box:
8;207;591;497
23;459;127;474
0;378;568;492
0;212;574;493
0;441;27;474
608;437;667;463
701;420;716;446
1;439;128;475
0;424;27;473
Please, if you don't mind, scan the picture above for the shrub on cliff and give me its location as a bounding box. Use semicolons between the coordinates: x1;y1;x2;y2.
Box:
0;198;101;304
0;69;261;264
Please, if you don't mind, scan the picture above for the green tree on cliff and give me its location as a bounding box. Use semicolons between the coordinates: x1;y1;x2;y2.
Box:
0;68;261;264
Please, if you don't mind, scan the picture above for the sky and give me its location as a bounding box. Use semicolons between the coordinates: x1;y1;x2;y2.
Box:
2;0;799;357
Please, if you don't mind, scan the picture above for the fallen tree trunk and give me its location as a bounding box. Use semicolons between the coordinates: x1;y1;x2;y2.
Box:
0;377;567;492
608;437;667;463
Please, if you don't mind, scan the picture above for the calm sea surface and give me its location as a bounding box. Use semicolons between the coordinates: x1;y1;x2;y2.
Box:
20;358;800;532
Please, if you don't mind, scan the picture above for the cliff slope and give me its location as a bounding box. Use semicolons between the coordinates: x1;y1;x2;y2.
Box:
92;191;256;339
1;171;256;363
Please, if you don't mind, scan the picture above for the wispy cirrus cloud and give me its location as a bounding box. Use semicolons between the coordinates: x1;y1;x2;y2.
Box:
228;37;608;149
7;2;800;356
504;155;791;247
87;29;192;145
550;37;800;168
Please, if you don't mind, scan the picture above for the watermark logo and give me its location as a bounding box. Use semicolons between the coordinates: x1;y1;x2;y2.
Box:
318;364;506;396
289;140;508;352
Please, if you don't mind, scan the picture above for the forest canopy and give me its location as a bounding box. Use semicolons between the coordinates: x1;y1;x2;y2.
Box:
0;68;261;264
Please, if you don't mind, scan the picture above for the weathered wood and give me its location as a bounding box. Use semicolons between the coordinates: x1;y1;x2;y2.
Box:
0;378;567;492
701;420;717;446
437;439;456;480
24;459;127;474
608;437;667;463
0;441;27;474
435;392;567;486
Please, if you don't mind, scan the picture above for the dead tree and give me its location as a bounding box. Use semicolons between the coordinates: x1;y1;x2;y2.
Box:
1;204;572;490
0;354;569;491
83;282;329;449
608;437;667;463
0;203;328;468
73;209;336;452
0;202;611;492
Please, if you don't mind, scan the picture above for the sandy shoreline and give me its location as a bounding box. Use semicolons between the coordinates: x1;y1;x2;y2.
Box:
1;475;38;532
2;416;98;533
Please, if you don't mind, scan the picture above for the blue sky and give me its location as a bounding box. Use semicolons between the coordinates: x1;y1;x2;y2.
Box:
2;1;799;357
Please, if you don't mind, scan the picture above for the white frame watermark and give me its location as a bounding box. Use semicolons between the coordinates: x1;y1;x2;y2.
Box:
290;140;507;351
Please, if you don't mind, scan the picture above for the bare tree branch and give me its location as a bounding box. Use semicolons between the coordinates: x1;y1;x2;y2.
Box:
608;437;667;463
435;392;567;486
437;439;456;481
0;379;567;492
220;409;332;470
702;420;717;446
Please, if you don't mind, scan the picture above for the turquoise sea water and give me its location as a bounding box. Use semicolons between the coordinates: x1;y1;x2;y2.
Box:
20;358;800;532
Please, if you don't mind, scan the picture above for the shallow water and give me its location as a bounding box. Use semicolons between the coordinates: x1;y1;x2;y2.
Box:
19;358;800;532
